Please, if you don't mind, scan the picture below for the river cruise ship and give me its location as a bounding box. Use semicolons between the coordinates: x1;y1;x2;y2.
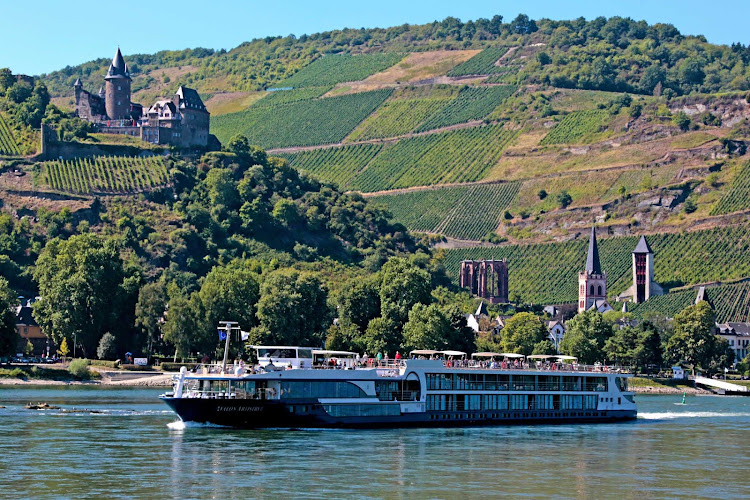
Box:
161;347;637;428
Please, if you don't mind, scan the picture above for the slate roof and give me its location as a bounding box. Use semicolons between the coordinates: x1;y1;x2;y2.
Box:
105;47;130;80
585;226;602;274
633;235;653;254
175;86;207;111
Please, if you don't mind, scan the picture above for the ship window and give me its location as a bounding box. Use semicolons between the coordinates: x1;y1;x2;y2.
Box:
323;404;399;417
279;381;366;399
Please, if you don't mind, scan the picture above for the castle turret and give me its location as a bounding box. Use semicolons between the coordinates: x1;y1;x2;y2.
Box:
73;77;82;105
104;47;132;120
578;226;607;313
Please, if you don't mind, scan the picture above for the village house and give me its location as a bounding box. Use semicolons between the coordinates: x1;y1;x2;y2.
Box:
15;297;52;357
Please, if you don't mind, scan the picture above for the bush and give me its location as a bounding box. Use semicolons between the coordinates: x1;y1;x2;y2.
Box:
97;332;117;360
120;364;154;371
161;362;199;372
672;112;691;131
89;359;120;368
68;359;91;379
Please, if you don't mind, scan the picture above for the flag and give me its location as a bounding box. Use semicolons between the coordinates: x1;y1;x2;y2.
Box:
241;330;250;341
218;329;227;341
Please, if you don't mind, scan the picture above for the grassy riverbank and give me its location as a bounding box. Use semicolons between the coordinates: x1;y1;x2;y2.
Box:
0;364;172;386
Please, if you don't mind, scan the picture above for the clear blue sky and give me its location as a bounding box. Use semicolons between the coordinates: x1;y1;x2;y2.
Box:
3;0;750;75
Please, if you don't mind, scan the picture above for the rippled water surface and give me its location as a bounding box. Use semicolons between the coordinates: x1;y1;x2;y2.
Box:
1;386;748;499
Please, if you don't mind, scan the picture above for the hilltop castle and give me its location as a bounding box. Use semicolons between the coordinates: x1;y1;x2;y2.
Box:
74;48;210;148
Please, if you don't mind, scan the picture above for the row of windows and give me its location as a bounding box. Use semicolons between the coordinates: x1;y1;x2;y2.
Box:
428;411;606;421
425;374;608;392
427;394;598;411
279;381;366;399
323;404;401;417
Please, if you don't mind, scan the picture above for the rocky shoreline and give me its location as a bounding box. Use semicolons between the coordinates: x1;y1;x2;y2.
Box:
0;373;174;387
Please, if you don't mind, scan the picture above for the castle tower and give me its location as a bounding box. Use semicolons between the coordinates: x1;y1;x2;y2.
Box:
73;77;82;105
104;47;132;120
632;236;655;303
578;226;607;313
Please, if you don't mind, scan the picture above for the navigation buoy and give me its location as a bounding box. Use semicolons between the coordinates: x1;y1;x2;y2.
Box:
681;392;686;405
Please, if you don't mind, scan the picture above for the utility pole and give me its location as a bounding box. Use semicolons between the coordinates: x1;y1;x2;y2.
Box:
219;321;239;374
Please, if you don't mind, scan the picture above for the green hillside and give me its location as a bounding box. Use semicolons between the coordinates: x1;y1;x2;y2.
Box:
0;113;21;156
630;280;750;323
276;53;405;88
40;156;171;194
211;89;392;147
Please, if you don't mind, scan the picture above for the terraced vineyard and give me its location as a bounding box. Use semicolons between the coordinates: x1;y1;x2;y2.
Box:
41;156;171;194
255;86;332;106
443;225;750;305
447;47;511;76
277;53;404;88
414;85;516;132
283;144;383;187
711;161;750;215
484;66;522;83
350;125;519;192
211;89;392;148
540;110;609;145
347;98;452;141
631;280;750;323
370;182;520;240
0;113;21;156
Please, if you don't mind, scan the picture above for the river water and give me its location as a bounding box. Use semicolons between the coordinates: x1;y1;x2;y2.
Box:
1;386;748;499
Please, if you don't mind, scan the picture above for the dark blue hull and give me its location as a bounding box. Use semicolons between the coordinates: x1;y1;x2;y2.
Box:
162;397;637;429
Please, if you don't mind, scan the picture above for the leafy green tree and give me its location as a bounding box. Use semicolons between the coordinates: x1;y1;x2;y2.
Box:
603;326;637;365
0;277;19;359
402;303;453;352
163;283;197;360
556;190;572;208
665;301;717;374
337;276;381;332
499;312;549;355
532;340;557;355
254;270;330;347
672;111;691;131
511;14;538;34
193;263;260;353
362;316;400;355
97;332;117;360
271;198;300;226
678;58;705;85
639;65;665;94
33;234;134;358
135;281;168;358
57;338;69;358
204;168;239;210
632;321;663;372
442;304;476;354
560;310;613;364
379;257;431;326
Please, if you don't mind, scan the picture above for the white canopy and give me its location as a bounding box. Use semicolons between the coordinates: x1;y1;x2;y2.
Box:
313;350;357;356
556;355;578;361
499;353;525;358
410;349;440;355
527;354;555;359
440;350;467;357
471;352;503;358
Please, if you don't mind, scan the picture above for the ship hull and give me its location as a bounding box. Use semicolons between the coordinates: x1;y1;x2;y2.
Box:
162;397;637;429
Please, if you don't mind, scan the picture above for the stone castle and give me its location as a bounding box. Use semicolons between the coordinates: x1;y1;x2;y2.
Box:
74;48;210;148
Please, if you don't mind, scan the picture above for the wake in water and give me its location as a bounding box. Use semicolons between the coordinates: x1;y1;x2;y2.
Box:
167;420;230;430
639;411;750;419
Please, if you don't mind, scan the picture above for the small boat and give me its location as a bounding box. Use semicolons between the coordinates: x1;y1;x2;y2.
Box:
161;345;637;429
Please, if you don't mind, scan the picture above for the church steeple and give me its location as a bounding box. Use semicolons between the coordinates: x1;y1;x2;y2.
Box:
585;225;602;274
578;225;608;313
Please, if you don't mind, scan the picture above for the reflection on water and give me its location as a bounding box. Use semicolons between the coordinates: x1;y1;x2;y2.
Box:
1;386;749;499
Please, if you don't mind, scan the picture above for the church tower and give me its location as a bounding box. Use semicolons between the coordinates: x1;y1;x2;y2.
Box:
104;47;132;120
578;226;607;313
630;235;663;303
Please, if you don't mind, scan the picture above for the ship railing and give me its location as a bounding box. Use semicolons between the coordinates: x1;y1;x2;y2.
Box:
180;387;271;400
440;361;631;373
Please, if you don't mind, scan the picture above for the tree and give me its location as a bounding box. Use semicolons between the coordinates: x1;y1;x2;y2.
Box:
560;310;613;364
193;263;260;354
556;191;572;208
672;111;691;131
532;340;557;355
378;258;431;326
632;321;663;372
97;333;117;360
255;270;330;347
537;189;548;200
499;312;549;355
337;276;381;332
33;234;134;358
57;338;70;358
665;301;716;374
135;281;168;358
678;58;705;86
0;277;18;359
603;326;637;366
362;317;400;356
511;14;538;34
402;303;453;352
163;283;197;360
